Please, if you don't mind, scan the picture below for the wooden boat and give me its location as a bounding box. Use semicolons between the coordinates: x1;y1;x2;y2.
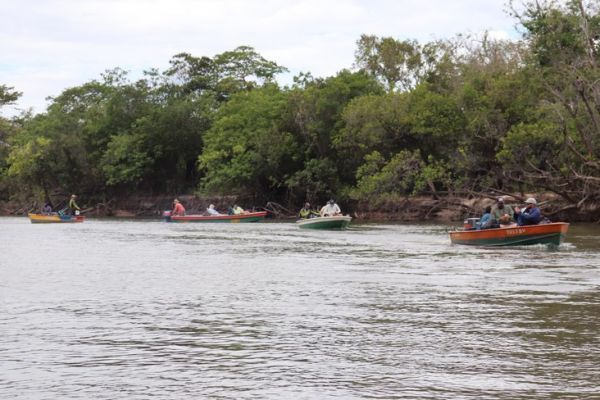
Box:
164;211;267;223
449;222;569;246
296;215;352;230
28;213;85;223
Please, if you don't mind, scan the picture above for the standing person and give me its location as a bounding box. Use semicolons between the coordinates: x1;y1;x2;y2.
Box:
514;198;542;226
299;202;318;219
171;199;186;216
320;199;342;217
68;194;81;215
491;196;514;225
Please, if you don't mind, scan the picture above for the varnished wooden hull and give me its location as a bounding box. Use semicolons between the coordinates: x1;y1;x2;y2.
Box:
449;222;569;246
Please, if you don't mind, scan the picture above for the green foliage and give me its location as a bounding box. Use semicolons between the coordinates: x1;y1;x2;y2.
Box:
2;4;600;212
7;136;52;184
198;84;298;196
352;150;424;202
497;120;564;170
355;34;422;92
335;93;410;178
285;158;340;204
0;84;21;108
101;134;151;185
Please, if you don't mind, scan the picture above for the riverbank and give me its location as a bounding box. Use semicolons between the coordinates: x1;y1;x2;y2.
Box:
2;193;599;223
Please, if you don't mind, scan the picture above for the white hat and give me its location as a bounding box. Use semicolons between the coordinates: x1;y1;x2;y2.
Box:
497;196;504;202
525;198;537;205
209;204;215;208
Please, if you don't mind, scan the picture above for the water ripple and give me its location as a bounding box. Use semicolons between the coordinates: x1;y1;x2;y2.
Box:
1;218;599;399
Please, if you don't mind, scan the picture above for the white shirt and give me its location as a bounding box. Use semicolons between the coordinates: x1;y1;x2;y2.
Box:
206;207;220;215
320;203;341;216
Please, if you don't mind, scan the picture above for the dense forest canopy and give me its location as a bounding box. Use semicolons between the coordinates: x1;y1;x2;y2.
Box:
0;0;599;214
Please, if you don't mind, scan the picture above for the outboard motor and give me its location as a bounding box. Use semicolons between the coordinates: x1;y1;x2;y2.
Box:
463;217;480;230
163;210;172;222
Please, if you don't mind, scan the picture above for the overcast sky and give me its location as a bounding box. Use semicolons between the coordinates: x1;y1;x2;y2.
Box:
0;0;518;116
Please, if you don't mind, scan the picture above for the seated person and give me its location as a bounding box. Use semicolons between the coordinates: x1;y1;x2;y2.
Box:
42;202;54;215
299;202;319;219
320;199;342;217
233;205;246;215
171;199;186;216
491;196;514;225
206;204;221;216
514;198;542;226
477;206;492;229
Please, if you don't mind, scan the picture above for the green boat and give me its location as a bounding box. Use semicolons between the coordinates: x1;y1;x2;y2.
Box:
296;215;352;230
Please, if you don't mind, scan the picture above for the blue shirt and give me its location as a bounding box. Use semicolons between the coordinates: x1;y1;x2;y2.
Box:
517;206;541;226
478;213;492;229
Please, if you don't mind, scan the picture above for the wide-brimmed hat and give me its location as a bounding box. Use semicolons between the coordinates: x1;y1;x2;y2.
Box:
525;197;537;205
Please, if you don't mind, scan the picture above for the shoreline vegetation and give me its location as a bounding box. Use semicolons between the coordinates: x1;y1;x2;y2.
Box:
4;193;599;223
1;2;599;221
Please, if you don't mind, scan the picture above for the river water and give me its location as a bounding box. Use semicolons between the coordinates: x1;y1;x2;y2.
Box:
1;217;599;399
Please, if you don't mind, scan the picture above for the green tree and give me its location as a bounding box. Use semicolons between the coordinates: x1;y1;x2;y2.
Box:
199;84;298;199
503;0;600;202
355;34;423;92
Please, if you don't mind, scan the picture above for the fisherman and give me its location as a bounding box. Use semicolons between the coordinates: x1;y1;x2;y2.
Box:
491;196;514;225
171;198;186;216
477;206;492;230
206;204;221;216
42;201;53;215
320;199;342;217
299;202;318;219
232;204;246;215
68;194;81;215
514;198;542;226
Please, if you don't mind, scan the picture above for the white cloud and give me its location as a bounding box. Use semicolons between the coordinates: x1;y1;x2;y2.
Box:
0;0;517;116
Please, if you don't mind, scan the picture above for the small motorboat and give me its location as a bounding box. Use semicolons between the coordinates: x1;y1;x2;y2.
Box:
164;211;267;223
296;215;352;230
28;213;85;223
449;222;569;246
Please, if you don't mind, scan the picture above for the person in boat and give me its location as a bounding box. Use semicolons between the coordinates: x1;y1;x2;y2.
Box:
68;194;81;215
514;197;542;226
320;199;342;217
171;198;186;216
477;206;492;230
41;202;54;215
232;204;246;215
206;204;221;216
491;196;514;225
299;202;319;219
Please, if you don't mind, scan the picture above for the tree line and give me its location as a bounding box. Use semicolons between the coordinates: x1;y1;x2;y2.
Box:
0;0;599;215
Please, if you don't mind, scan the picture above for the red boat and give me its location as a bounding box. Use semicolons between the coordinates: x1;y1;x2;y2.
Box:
164;211;267;223
449;222;569;246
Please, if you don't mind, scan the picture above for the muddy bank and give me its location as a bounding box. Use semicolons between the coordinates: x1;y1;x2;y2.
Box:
2;193;599;223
